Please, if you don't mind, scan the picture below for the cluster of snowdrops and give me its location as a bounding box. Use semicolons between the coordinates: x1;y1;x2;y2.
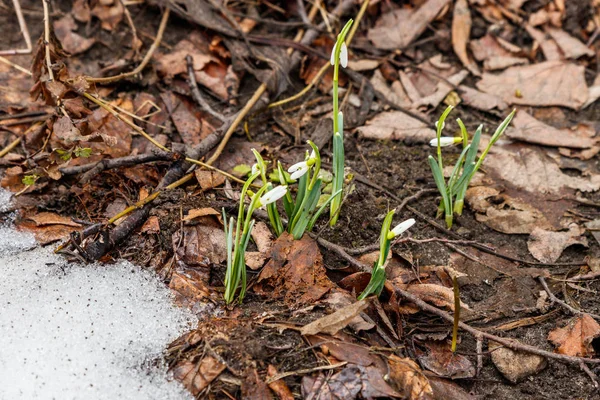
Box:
223;20;516;304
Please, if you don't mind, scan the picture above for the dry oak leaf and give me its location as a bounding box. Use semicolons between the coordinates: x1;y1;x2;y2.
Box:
476;61;588;109
387;355;433;400
465;186;552;234
368;0;451;50
507;111;596;149
194;170;226;190
173;223;226;267
300;298;370;336
356;111;435;142
417;341;475;379
182;207;220;222
527;225;588;263
548;314;600;357
172;356;225;396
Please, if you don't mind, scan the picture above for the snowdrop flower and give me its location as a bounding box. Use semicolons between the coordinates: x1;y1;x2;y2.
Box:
429;137;461;147
259;185;287;206
435;120;445;131
330;42;348;68
251;163;259;175
387;218;415;239
288;161;309;180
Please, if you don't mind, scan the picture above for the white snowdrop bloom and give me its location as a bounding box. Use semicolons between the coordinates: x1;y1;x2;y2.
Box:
260;185;287;205
288;161;309;180
330;42;348;68
429;137;461;147
251;163;259;175
389;218;415;238
330;42;338;65
435;120;446;130
340;43;348;68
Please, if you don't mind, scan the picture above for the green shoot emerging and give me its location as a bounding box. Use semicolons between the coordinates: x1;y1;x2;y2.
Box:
223;167;287;304
330;19;353;227
428;107;516;228
357;212;415;300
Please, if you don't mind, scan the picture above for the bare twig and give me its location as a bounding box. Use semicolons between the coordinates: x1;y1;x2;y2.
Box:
312;235;371;273
538;277;600;320
265;362;347;384
59;151;176;181
85;8;170;84
0;0;32;56
394;287;600;365
42;0;54;81
185;55;226;122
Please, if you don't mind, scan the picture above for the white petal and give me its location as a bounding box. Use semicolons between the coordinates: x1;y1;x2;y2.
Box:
390;218;415;237
251;164;259;174
260;185;288;205
330;42;338;66
435;120;446;131
340;43;348;68
288;161;307;174
290;165;309;180
429;137;457;147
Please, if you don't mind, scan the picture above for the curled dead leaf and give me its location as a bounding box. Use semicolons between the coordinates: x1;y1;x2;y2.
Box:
387;355;433;400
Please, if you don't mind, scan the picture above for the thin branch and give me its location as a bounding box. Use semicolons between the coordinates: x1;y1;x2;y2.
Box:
85;8;170;84
394;287;600;365
42;0;54;82
538;277;600;320
0;0;32;55
185;55;226;122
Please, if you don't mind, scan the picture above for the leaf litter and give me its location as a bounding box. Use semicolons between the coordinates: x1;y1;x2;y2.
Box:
2;0;600;398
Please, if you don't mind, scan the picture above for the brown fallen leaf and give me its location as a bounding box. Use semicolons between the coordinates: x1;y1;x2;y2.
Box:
507;111;596;149
484;144;600;194
182;207;220;222
469;34;528;71
172;356;225;396
140;216;160;234
160;92;203;146
525;25;562;61
169;264;211;308
300;299;370;336
428;376;475;400
527;225;588;263
356;111;435;142
401;283;470;312
546;28;594;59
476;61;588;109
255;233;334;305
53;14;95;55
27;212;81;228
370;70;412;109
267;365;294;400
466;186;553;234
242;369;273;400
387;355;433;400
91;0;123;31
173;223;226;267
548;314;600;357
459;85;508;111
324;292;375;333
368;0;451;50
194;170;226;190
417;341;475;379
451;0;480;76
413;70;469;109
306;334;378;366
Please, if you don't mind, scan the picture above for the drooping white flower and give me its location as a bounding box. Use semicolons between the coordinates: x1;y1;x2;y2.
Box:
288;161;309;180
429;137;461;147
330;42;348;68
388;218;415;239
259;185;288;206
251;163;259;175
340;43;348;68
330;42;338;66
435;120;445;131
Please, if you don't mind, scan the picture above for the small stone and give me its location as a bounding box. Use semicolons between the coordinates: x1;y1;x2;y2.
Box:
489;341;547;383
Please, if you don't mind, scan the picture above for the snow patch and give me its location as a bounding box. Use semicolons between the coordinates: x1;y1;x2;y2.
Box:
0;190;194;400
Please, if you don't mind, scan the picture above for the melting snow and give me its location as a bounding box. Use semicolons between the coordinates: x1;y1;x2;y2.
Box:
0;190;194;400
